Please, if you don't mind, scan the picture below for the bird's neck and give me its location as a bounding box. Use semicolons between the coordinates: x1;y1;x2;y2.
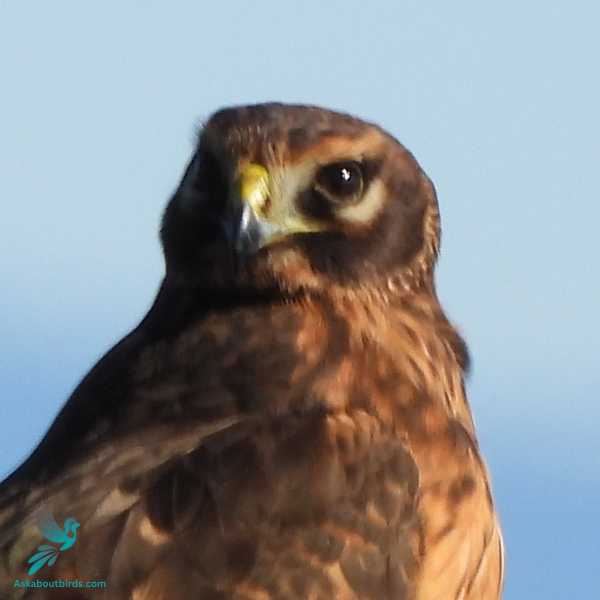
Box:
300;288;475;430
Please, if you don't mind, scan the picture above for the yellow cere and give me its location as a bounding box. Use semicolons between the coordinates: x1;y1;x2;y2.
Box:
238;163;270;217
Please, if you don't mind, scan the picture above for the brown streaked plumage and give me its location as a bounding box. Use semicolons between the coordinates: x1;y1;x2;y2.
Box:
0;103;503;599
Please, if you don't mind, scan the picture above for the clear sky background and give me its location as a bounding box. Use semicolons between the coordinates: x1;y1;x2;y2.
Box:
1;2;598;598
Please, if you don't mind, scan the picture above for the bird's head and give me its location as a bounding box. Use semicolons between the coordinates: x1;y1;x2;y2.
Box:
161;103;440;301
63;518;80;535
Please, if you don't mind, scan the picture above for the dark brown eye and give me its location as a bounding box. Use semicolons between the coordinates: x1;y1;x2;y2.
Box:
314;161;364;204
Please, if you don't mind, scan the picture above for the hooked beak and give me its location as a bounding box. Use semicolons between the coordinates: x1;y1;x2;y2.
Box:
225;162;325;255
230;163;278;254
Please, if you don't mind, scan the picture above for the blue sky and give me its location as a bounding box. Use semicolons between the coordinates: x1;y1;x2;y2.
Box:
1;2;598;597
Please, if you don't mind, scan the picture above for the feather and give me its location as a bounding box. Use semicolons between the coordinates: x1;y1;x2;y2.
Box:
0;103;503;599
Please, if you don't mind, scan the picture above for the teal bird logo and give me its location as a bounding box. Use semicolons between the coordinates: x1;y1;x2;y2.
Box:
26;511;80;575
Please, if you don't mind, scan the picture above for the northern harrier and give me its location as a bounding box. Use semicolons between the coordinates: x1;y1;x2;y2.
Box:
0;103;503;599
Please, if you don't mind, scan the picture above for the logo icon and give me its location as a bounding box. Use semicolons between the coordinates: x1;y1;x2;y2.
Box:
26;511;80;576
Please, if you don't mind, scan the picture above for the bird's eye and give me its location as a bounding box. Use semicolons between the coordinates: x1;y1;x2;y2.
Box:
314;161;364;204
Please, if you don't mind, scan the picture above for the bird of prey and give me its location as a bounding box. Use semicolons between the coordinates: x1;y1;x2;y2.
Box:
0;103;503;599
